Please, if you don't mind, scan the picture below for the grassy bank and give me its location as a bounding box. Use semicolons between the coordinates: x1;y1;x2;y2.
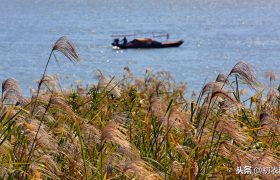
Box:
0;37;279;179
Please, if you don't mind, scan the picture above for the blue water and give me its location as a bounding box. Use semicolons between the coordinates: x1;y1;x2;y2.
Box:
1;0;280;95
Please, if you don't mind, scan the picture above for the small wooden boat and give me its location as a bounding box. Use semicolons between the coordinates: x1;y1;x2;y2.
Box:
112;37;184;49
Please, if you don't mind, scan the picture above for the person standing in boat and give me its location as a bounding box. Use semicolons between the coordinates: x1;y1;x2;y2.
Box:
122;36;127;45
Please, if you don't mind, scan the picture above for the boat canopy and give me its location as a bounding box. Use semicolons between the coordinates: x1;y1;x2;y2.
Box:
134;38;153;43
111;32;169;39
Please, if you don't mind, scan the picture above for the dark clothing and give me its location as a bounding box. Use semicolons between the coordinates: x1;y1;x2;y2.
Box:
123;37;127;45
113;38;119;45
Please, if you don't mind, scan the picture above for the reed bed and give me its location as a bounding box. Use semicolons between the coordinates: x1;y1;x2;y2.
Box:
0;36;279;179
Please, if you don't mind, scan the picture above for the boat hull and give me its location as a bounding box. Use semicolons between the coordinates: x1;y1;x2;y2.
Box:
112;40;184;49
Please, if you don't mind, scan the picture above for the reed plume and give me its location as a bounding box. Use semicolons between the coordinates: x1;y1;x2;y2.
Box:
171;160;198;180
215;73;229;83
201;81;224;97
2;78;21;95
220;142;280;168
123;160;161;180
32;36;80;116
167;106;194;131
101;120;138;158
258;111;280;136
80;121;101;146
124;66;132;78
30;155;61;179
229;61;258;87
17;118;58;151
151;97;167;121
201;81;238;106
32;105;55;123
216;119;248;145
2;78;25;105
48;95;80;123
52;36;80;62
40;74;59;93
96;69;122;98
265;70;277;82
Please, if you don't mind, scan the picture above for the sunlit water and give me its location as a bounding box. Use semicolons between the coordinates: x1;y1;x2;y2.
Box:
1;0;280;96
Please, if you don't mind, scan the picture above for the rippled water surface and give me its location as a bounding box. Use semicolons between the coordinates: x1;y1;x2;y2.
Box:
1;0;280;95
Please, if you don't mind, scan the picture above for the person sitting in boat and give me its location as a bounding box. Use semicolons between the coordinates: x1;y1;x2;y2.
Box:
122;36;127;45
113;38;119;45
